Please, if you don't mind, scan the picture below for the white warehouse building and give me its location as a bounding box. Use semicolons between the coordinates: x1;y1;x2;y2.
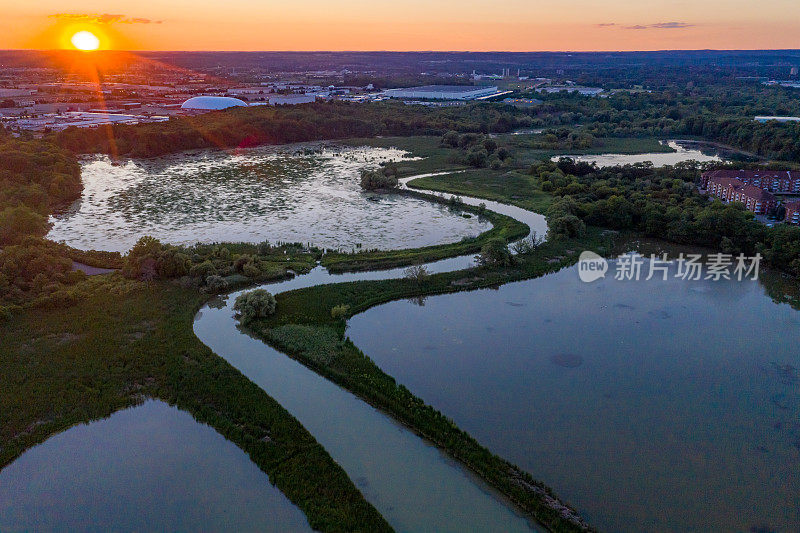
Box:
180;96;248;111
384;85;499;100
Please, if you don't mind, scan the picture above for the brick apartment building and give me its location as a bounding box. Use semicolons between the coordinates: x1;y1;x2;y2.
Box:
701;170;800;193
705;175;778;214
785;201;800;225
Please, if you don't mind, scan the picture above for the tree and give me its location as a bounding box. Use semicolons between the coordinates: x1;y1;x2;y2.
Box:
360;168;398;191
0;206;49;245
477;237;513;266
234;289;277;324
404;264;429;284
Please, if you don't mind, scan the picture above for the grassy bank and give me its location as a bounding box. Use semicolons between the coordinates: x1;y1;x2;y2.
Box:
321;189;529;272
245;229;609;532
408;169;554;213
0;274;391;532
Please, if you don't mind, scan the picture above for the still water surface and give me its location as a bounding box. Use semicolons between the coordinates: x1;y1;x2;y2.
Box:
0;400;312;532
48;144;489;252
348;262;800;532
552;140;730;167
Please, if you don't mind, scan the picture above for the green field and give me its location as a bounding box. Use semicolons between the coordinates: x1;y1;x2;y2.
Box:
409;169;554;213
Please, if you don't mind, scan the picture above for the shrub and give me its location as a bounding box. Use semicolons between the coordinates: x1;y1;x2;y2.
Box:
234;289;277;323
360;168;398;191
256;240;272;255
441;130;460;148
477;237;513;266
330;304;350;319
242;262;261;278
465;148;489;168
511;232;545;254
548;215;586;239
205;275;229;292
404;264;429;284
189;260;217;278
0;306;11;322
0;206;49;245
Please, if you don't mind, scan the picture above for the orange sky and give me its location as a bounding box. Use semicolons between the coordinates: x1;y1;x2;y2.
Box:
2;0;799;51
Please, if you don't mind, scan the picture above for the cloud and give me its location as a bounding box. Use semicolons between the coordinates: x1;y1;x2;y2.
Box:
625;22;694;30
49;13;162;25
596;21;694;30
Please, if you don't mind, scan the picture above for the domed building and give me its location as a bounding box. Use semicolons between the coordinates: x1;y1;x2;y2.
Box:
180;96;248;112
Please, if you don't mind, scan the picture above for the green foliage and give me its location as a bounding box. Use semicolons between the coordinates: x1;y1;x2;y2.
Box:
0;206;49;245
0;238;77;306
0;278;391;532
0;138;82;213
322;189;528;272
234;289;277;324
330;304;350;319
204;275;229;292
543;160;800;275
360;167;398;191
403;264;429;284
122;237;318;286
0;138;81;245
477;237;514;266
53;101;533;158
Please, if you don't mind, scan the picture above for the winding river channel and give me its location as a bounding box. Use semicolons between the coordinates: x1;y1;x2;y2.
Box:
193;174;549;532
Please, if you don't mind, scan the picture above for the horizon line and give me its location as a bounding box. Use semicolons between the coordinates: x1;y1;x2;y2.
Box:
3;47;800;54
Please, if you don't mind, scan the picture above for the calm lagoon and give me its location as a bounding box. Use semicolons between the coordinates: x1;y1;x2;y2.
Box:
0;401;312;532
348;261;800;532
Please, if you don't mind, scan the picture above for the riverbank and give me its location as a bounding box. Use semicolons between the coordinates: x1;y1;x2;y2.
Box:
246;231;607;532
0;275;392;532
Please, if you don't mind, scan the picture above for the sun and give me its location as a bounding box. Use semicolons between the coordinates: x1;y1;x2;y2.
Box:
71;31;101;51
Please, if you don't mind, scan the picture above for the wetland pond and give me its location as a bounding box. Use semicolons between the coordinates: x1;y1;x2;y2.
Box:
48;144;489;253
551;140;752;167
348;260;800;532
0;400;312;532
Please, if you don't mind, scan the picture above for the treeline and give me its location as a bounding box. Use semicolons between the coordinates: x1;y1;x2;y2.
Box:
440;131;513;169
0;138;82;244
0;138;90;314
532;159;800;276
521;87;800;162
53;101;535;158
121;236;319;292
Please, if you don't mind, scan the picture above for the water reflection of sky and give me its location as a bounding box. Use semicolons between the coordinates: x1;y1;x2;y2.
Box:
551;140;726;167
348;261;800;532
48;144;489;253
0;401;312;532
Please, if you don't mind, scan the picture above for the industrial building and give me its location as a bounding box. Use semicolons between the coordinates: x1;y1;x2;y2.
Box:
383;85;499;100
9;111;168;132
536;86;604;96
754;116;800;123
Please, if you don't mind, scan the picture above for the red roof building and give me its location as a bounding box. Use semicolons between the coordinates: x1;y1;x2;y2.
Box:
706;175;777;214
785;201;800;225
701;170;800;193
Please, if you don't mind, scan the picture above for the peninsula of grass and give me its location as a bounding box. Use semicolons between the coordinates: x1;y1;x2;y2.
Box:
244;228;609;533
407;169;554;213
0;275;392;533
321;189;529;272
